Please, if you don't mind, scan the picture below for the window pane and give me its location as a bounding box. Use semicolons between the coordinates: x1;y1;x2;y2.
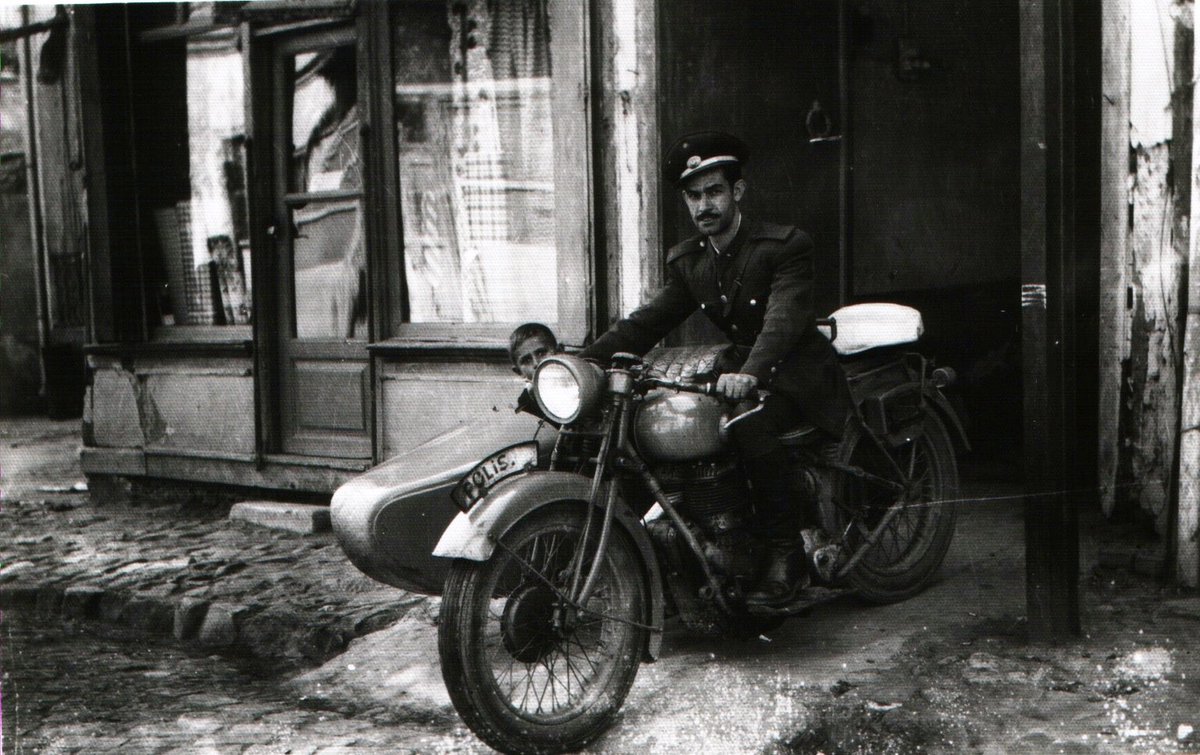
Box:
287;42;367;340
138;31;252;328
393;0;557;324
291;200;367;339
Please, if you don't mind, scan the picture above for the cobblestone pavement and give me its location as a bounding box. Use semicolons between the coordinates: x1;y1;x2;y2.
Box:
1;612;481;754
1;416;426;669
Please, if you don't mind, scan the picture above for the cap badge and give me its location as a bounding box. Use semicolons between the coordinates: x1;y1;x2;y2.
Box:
686;155;702;169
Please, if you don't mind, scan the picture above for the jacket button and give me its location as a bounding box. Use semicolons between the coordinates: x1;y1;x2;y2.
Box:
699;240;705;247
731;324;739;332
720;295;728;303
750;299;757;306
771;366;778;374
700;302;707;310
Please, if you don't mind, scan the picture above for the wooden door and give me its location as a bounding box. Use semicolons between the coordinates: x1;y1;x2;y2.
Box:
271;28;370;458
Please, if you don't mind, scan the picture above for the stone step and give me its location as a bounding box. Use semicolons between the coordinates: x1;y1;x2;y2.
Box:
229;501;331;535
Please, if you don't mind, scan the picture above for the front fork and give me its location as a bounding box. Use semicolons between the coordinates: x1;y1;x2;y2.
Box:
563;373;739;618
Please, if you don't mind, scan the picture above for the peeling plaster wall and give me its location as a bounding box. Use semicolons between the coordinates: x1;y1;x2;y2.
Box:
86;355;254;456
1114;0;1192;535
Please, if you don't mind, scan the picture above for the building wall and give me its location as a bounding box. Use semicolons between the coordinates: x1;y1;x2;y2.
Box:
0;38;42;415
847;0;1021;296
378;360;523;459
88;354;255;456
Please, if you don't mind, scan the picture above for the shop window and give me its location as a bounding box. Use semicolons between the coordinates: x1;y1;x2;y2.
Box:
131;12;251;331
391;0;570;329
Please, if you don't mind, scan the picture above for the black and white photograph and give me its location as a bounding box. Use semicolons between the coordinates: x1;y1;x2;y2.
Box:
1;0;1199;752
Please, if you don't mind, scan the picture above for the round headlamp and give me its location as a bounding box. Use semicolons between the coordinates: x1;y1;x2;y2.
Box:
532;355;604;424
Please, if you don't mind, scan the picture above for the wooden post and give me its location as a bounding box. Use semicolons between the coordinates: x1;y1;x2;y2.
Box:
594;0;660;323
1123;0;1187;538
1178;7;1200;589
73;6;114;343
1021;0;1082;639
1099;0;1131;517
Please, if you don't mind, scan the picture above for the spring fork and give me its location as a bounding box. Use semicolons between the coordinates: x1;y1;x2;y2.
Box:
566;396;620;608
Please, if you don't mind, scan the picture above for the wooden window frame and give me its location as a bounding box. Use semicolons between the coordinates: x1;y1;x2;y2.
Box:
124;14;255;344
366;0;593;353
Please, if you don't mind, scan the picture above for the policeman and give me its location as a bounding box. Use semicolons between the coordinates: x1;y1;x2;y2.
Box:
581;131;854;608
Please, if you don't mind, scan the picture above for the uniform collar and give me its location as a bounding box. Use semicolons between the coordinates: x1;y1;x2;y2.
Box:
708;213;747;259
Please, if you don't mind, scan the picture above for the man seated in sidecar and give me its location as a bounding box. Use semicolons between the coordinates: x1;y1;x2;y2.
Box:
578;130;854;609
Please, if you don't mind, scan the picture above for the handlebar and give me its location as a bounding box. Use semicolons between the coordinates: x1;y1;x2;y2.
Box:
642;376;770;404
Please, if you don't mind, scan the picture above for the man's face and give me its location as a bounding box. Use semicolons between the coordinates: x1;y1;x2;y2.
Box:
681;170;745;237
513;336;556;381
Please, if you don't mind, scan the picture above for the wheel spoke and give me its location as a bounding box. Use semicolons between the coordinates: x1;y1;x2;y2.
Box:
452;508;644;728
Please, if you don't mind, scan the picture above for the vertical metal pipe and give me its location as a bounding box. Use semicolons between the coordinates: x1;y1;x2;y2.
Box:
837;0;851;307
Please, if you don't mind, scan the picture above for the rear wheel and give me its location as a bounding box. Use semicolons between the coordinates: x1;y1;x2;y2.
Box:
830;413;958;603
438;503;648;754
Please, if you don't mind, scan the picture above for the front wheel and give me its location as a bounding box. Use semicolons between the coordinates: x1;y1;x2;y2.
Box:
438;502;649;754
829;412;958;603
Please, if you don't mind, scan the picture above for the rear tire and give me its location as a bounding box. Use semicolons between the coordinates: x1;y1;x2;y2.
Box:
830;413;958;603
438;502;648;754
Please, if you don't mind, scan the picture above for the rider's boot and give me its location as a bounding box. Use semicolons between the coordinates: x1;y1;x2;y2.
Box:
747;538;809;608
744;450;811;609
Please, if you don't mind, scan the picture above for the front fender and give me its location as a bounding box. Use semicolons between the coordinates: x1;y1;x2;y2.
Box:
434;471;593;559
434;470;665;661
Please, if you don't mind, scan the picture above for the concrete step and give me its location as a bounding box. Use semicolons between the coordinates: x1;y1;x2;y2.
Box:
229;501;331;534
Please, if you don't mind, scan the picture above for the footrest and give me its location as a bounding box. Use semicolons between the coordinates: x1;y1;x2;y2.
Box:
746;586;848;617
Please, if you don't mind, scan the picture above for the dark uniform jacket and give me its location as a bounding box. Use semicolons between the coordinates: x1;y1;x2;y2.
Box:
580;218;853;436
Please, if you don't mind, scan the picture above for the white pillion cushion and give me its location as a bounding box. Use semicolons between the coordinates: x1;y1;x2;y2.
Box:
818;303;924;355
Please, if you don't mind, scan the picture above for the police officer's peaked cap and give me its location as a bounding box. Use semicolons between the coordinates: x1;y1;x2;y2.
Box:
664;131;749;185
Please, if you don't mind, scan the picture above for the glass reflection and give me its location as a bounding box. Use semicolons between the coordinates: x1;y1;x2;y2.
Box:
394;0;557;324
289;44;367;340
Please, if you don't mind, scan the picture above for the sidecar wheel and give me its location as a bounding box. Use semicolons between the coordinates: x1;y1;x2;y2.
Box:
439;502;648;754
831;413;958;604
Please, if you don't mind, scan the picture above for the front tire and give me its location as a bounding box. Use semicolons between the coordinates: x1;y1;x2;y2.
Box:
438;502;648;754
830;412;958;603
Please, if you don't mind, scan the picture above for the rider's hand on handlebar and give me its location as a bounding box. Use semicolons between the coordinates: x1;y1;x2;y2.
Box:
716;372;758;401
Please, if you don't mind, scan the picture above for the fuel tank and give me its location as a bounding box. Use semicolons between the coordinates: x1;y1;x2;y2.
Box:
633;390;728;462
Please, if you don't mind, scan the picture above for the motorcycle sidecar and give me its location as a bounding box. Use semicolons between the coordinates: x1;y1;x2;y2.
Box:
331;410;556;594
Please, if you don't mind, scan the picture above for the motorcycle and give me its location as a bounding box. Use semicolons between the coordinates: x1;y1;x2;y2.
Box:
418;302;968;753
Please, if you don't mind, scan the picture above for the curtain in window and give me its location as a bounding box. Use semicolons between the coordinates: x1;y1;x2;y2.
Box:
397;0;555;324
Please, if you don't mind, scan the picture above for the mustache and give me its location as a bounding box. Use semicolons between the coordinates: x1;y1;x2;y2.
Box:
695;212;719;221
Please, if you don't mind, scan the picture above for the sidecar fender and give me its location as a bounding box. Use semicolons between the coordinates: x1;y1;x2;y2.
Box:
435;471;665;661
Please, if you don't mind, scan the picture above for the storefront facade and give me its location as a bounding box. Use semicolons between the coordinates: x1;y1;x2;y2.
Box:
22;0;1039;501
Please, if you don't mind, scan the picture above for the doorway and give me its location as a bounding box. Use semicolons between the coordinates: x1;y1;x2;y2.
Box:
269;28;370;458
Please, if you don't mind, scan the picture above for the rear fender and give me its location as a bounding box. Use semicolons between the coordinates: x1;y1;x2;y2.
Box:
434;471;665;661
926;389;971;452
859;380;971;453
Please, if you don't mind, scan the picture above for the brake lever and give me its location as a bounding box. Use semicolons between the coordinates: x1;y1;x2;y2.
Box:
718;390;771;439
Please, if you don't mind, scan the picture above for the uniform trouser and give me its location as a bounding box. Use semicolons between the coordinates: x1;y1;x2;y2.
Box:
729;393;820;536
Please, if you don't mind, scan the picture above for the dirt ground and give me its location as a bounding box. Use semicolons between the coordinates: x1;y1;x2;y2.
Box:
292;473;1200;754
4;417;1200;753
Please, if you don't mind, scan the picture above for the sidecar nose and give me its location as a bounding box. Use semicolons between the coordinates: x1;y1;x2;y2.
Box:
331;411;554;595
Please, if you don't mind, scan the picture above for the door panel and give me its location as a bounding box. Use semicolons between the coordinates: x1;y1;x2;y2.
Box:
292;359;368;433
272;28;370;458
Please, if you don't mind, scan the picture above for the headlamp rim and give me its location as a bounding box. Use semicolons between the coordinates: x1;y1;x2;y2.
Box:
532;354;604;424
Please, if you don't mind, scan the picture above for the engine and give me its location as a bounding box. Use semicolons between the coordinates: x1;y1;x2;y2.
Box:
649;457;758;579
